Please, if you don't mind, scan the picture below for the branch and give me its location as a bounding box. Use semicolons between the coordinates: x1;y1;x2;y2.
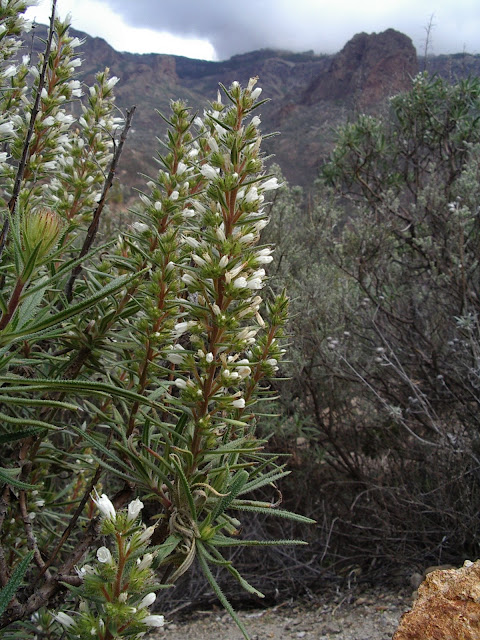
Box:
65;105;136;302
18;490;51;579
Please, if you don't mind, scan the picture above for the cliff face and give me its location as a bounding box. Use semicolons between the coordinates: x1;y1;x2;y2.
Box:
27;26;480;189
303;29;417;107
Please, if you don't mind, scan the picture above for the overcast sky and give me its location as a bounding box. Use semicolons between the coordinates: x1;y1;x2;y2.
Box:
26;0;479;61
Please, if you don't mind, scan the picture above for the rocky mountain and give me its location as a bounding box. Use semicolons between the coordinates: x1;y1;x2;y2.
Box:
29;24;480;191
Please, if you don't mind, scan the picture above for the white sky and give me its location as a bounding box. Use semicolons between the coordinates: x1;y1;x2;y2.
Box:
26;0;479;61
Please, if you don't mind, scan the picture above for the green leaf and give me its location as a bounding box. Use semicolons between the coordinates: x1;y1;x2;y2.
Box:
210;469;249;522
0;378;162;408
169;454;197;520
239;468;291;495
0;412;61;431
202;543;264;598
196;541;251;640
0;467;39;490
230;503;316;524
0;396;79;410
0;269;148;344
0;427;42;444
152;534;181;564
15;276;48;330
0;550;34;617
66;423;134;474
212;534;308;547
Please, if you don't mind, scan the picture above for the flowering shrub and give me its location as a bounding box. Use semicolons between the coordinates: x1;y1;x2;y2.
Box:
0;2;312;639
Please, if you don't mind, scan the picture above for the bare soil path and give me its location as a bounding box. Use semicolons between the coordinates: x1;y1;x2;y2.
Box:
150;586;412;640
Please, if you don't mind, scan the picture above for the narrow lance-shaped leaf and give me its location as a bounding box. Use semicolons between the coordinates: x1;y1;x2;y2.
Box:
0;551;34;617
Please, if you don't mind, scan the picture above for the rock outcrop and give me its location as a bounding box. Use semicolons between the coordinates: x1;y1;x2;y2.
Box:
394;561;480;640
303;29;417;108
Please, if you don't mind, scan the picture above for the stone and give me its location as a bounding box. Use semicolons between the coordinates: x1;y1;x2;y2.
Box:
393;560;480;640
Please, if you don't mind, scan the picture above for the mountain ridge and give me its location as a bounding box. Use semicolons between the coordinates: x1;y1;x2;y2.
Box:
28;24;480;190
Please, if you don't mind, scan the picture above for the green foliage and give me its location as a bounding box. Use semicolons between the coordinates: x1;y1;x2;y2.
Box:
268;73;480;569
0;4;308;638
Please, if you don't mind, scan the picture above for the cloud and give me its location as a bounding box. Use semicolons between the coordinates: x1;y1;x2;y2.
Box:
100;0;479;59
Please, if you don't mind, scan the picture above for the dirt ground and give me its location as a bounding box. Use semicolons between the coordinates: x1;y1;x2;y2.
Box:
150;586;412;640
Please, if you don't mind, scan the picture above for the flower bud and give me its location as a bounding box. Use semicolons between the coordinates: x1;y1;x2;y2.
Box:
21;208;63;264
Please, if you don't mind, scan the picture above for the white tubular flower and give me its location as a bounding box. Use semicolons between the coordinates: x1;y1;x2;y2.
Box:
255;247;273;262
69;37;84;48
254;218;269;232
177;161;187;175
251;87;262;100
247;277;264;290
194;116;203;129
127;498;144;521
251;268;266;280
245;187;258;203
182;208;195;218
170;190;179;200
139;593;156;609
181;273;196;286
96;546;112;563
132;221;149;233
237;366;251;379
192;254;206;267
138;525;156;544
142;615;165;627
0;121;14;136
239;233;255;245
54;612;75;627
207;136;219;153
173;321;195;336
137;553;154;571
237;328;258;341
92;491;116;520
182;235;201;249
232;398;245;409
174;378;187;390
251;115;261;127
219;255;229;269
261;177;281;191
3;65;17;78
205;352;214;363
233;277;248;289
226;264;245;282
106;76;119;90
216;226;226;242
200;163;218;180
166;345;186;365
